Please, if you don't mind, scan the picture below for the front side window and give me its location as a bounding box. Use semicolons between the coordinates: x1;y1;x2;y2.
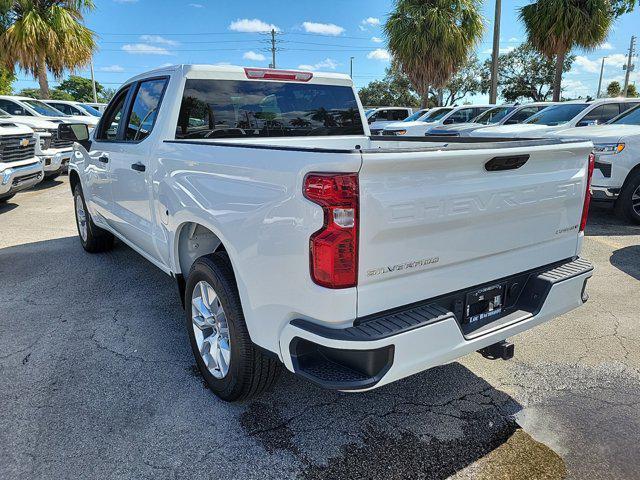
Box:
176;79;364;139
612;104;640;125
79;104;102;117
505;106;541;124
125;78;168;141
390;109;409;121
23;99;66;117
403;109;428;122
525;104;588;126
444;107;477;124
580;103;621;125
0;99;30;116
95;87;131;141
422;108;452;121
474;107;513;125
49;103;73;115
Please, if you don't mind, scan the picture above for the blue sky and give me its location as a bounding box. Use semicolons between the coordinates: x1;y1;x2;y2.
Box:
14;0;640;101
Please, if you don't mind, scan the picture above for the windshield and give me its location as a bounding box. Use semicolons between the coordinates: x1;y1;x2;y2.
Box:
611;105;640;125
474;107;513;125
23;99;67;117
176;79;364;138
79;103;102;117
402;109;428;122
525;104;588;126
421;108;452;122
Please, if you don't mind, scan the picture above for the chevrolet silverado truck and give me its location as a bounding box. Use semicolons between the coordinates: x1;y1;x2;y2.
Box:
62;65;595;401
0;121;43;203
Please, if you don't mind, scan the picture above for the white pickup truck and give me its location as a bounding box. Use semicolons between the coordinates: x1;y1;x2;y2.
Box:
0;121;43;203
63;65;595;401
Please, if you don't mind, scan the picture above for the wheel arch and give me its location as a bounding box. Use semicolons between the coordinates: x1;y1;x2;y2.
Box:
69;168;81;193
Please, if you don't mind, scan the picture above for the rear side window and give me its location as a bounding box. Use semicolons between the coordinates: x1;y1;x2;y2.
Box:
505;106;541;124
581;103;620;125
176;79;364;139
445;108;477;124
389;109;409;121
125;78;168;141
0;99;30;116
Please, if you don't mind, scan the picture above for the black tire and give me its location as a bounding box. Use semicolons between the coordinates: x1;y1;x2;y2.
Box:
185;252;280;401
73;184;115;253
615;170;640;224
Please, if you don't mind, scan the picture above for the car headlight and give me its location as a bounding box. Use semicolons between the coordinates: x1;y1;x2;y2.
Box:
593;143;625;154
386;130;406;136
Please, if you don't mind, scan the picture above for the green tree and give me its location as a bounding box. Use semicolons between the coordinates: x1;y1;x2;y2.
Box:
384;0;484;107
57;75;102;101
481;43;574;102
0;66;14;94
0;0;97;99
18;86;74;99
519;0;614;102
607;81;621;97
443;55;482;106
358;63;421;107
627;84;639;98
100;87;116;103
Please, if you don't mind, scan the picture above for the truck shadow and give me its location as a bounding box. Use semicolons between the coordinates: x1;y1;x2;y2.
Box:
586;203;640;237
0;235;566;480
610;245;640;280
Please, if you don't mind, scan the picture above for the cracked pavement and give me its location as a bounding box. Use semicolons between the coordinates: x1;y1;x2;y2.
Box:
1;176;639;479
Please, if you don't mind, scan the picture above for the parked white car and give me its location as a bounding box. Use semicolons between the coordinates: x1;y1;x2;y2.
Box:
366;106;413;134
470;98;640;138
0;108;74;179
375;107;452;135
44;100;102;118
64;64;594;401
85;102;107;113
0;121;43;203
552;104;640;223
384;105;492;136
0;95;99;128
427;103;556;137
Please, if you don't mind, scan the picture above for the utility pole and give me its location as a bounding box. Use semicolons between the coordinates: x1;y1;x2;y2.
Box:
623;35;636;97
270;29;277;69
90;59;98;103
596;56;607;98
489;0;502;104
350;56;354;78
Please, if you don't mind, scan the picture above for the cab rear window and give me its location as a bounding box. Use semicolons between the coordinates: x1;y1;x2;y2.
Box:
175;79;364;139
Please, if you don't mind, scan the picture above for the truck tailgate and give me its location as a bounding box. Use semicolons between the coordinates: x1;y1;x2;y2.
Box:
357;141;592;316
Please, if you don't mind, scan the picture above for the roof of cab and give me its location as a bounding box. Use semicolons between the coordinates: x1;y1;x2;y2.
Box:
124;64;353;87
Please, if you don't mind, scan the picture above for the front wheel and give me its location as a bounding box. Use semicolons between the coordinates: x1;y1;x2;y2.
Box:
73;184;114;253
185;252;280;401
615;170;640;224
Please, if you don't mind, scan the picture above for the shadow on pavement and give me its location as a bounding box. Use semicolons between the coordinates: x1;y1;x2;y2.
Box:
586;203;640;237
31;178;64;191
0;201;18;214
0;236;566;480
610;245;640;280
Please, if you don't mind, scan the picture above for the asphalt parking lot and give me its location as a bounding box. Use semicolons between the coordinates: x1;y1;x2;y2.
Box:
1;176;639;480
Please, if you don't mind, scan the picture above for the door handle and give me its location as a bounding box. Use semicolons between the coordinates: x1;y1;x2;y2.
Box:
131;162;146;172
98;154;109;163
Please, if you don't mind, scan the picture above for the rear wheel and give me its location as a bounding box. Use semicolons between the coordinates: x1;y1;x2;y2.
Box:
615;170;640;224
73;184;114;252
185;252;280;401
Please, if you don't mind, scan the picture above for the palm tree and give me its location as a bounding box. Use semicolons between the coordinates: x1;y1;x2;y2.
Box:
0;0;96;99
384;0;484;108
519;0;613;102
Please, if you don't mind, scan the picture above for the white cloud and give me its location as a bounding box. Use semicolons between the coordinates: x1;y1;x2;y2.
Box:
371;36;383;43
139;35;178;46
604;53;629;68
99;65;124;72
122;44;172;55
562;79;590;96
598;42;614;50
188;3;204;7
367;48;390;61
158;62;174;68
302;21;344;36
243;51;266;61
508;37;519;42
481;46;515;55
574;55;600;73
362;17;381;26
298;58;339;70
229;18;280;33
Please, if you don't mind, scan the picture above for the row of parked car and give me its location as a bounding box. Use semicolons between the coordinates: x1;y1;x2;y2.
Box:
365;98;640;223
0;97;106;204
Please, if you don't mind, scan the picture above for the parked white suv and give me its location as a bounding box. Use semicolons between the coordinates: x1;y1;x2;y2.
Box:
470;98;640;138
0;108;73;179
0;121;43;203
383;105;492;136
427;103;555;137
366;107;413;134
44;100;102;118
552;104;640;223
63;65;594;401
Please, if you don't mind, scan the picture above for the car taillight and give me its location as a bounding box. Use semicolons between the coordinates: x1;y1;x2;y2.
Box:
304;173;359;288
244;67;313;82
580;153;595;232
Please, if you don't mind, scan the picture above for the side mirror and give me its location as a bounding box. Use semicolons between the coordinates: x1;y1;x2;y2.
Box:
58;123;90;149
578;119;598;127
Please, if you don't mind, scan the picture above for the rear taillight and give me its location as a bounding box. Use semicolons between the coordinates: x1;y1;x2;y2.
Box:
580;153;595;232
304;173;359;289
